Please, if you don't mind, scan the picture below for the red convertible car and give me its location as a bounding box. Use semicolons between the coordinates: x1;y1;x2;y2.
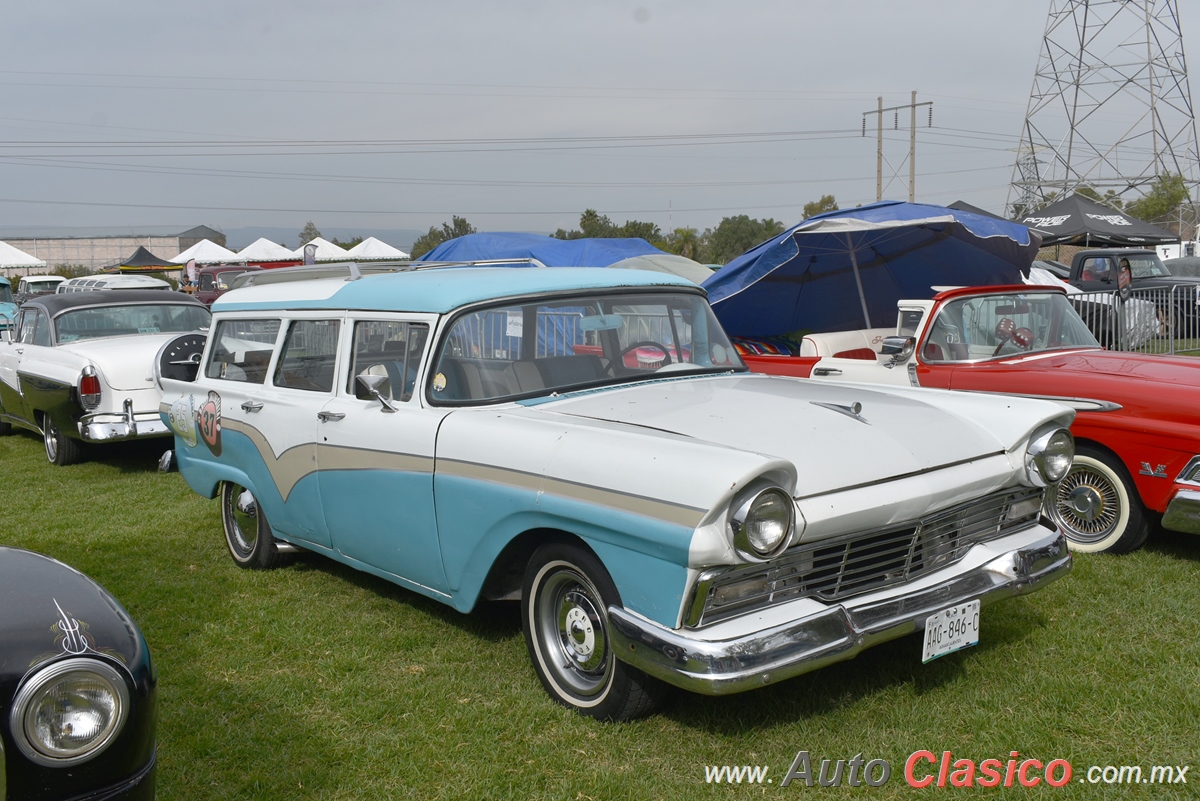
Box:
735;284;1200;554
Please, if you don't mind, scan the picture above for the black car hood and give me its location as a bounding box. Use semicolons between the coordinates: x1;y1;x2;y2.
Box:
0;547;145;683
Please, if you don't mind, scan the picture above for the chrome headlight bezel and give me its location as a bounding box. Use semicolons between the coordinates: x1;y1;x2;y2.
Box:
9;657;131;767
729;486;795;561
1025;425;1075;487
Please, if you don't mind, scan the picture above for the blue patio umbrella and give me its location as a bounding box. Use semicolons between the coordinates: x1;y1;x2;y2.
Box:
703;200;1039;337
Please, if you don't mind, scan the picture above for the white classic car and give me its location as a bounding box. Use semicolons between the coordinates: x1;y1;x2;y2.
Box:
157;265;1075;720
0;289;211;465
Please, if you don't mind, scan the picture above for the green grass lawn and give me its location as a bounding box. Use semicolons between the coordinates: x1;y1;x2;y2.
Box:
3;431;1199;799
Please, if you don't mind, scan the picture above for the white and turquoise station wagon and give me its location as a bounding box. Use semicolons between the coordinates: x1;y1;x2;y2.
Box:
157;264;1075;720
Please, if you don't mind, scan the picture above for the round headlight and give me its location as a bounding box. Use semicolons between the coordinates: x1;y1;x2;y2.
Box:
10;658;130;767
1025;426;1075;487
730;487;794;560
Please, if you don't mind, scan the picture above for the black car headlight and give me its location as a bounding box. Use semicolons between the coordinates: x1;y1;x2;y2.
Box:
9;658;130;767
730;486;795;561
1025;426;1075;487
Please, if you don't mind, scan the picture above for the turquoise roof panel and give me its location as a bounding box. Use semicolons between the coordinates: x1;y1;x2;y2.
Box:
215;267;697;314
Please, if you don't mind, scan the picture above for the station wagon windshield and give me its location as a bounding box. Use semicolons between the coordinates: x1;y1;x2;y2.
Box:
428;290;745;403
54;303;211;342
923;292;1100;362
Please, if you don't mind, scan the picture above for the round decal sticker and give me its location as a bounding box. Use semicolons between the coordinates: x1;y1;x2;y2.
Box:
197;390;223;456
432;372;447;392
167;394;198;448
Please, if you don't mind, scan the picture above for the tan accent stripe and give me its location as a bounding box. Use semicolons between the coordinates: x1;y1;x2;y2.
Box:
212;420;702;527
438;458;706;528
221;420;433;501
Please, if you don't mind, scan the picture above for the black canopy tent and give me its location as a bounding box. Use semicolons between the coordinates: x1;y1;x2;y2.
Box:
1019;193;1178;247
100;246;179;273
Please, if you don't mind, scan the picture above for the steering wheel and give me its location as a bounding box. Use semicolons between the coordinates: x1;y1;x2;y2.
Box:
604;341;673;375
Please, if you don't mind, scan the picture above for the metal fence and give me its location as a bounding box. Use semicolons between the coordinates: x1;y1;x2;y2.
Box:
1070;285;1200;355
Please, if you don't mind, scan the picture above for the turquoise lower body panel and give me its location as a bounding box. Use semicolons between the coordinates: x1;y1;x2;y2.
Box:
434;474;692;627
176;430;332;548
318;470;447;594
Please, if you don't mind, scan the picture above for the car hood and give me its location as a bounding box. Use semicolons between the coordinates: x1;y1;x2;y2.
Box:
529;373;1052;497
59;334;178;390
979;348;1200;387
0;548;146;685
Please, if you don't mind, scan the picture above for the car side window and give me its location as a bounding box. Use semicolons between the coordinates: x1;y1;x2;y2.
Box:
273;319;340;392
19;310;50;346
17;310;36;344
205;319;281;383
348;320;429;402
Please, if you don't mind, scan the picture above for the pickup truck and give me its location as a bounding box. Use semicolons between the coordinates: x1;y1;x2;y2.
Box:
1068;248;1200;335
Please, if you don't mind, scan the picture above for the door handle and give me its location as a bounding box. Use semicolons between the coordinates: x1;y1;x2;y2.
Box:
317;411;345;422
813;368;843;376
240;401;264;413
14;348;22;354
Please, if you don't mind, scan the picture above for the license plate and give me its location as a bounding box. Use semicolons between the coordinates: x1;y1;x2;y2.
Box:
921;600;980;663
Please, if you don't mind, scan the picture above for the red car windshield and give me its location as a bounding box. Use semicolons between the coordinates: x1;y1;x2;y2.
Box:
924;292;1100;362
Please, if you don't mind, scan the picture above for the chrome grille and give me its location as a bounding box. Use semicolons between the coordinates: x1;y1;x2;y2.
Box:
691;487;1045;627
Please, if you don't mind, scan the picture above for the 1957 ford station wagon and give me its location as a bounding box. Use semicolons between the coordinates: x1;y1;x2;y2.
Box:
157;265;1075;720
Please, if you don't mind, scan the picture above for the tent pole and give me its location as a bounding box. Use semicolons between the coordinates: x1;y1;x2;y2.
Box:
845;233;872;329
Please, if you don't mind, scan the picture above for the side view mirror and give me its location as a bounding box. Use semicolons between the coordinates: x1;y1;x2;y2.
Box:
356;373;398;413
880;336;915;369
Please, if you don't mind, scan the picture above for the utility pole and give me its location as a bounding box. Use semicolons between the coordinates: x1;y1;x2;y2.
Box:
862;92;933;202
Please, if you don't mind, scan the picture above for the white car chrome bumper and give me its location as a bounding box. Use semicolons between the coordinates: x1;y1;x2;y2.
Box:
607;524;1070;695
79;399;170;442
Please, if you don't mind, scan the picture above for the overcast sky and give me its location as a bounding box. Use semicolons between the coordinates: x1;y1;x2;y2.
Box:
2;0;1197;246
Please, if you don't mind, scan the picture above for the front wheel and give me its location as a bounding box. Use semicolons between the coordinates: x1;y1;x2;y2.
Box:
522;544;664;721
42;414;83;466
1050;446;1149;554
220;482;283;569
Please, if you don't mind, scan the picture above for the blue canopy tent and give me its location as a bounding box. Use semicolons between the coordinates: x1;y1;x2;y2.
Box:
417;232;662;266
703;200;1040;338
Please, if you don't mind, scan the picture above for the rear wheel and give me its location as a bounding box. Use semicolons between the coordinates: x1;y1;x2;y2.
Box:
41;414;83;466
522;543;665;721
1051;445;1149;554
0;419;11;436
220;482;283;569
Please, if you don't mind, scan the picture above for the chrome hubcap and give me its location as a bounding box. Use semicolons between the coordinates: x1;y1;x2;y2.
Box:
1055;467;1120;542
535;567;610;697
43;422;57;460
228;486;259;553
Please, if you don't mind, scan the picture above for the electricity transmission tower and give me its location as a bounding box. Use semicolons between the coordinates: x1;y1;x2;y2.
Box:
1007;0;1199;218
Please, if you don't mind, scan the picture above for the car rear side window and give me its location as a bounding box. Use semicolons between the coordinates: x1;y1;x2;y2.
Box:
274;319;340;392
205;319;281;383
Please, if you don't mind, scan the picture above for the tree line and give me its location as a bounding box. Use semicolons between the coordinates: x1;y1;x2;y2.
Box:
407;194;840;261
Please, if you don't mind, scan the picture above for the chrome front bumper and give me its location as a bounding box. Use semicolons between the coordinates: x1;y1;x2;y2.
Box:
1163;488;1200;534
79;399;170;443
607;526;1071;696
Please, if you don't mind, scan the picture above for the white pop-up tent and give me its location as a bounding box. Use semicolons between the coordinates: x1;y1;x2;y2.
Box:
293;237;351;262
348;236;410;260
171;239;244;264
237;237;297;263
0;240;48;268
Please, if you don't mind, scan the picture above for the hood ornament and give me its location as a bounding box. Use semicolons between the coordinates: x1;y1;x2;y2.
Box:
810;400;869;425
